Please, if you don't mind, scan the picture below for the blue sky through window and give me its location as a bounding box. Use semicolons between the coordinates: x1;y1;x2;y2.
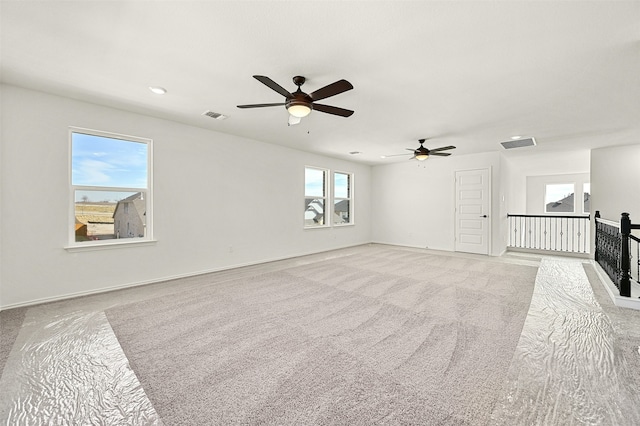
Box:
72;132;148;202
72;132;147;188
334;173;349;198
305;168;325;197
545;184;574;204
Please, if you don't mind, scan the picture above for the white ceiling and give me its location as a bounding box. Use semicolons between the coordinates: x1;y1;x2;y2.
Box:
2;1;639;165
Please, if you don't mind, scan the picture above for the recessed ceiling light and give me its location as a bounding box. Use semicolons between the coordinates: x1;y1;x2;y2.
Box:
380;155;387;158
149;86;167;95
510;135;522;140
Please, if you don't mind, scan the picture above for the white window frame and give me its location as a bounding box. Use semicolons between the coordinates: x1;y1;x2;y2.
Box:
582;182;591;214
544;182;575;214
333;171;354;226
304;166;329;229
67;127;154;250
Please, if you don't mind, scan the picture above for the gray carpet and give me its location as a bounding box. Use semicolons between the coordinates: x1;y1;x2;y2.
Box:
106;248;538;425
0;307;27;377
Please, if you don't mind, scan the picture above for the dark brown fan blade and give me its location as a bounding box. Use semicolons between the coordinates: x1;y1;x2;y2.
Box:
405;148;415;151
430;152;452;156
237;103;285;109
313;103;354;117
309;80;353;101
253;75;293;99
429;145;456;153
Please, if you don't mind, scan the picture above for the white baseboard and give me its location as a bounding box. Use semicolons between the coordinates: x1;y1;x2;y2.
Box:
507;247;591;259
591;260;640;311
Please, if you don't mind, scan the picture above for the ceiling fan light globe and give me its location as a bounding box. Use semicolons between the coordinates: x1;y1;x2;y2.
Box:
287;104;312;118
415;154;429;161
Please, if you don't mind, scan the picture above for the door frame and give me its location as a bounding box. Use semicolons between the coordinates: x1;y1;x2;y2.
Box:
454;167;492;255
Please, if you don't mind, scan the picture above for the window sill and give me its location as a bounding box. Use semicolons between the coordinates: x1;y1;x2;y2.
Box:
303;223;355;230
65;239;157;252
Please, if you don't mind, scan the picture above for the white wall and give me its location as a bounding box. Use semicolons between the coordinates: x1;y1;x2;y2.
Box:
498;154;512;250
502;150;591;214
591;144;640;221
371;151;505;256
526;173;590;215
0;85;372;309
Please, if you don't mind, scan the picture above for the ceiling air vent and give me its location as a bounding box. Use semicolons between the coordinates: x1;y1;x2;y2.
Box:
202;110;228;120
500;137;536;149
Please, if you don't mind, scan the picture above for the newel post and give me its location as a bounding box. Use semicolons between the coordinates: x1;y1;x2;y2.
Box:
620;212;631;297
594;210;601;262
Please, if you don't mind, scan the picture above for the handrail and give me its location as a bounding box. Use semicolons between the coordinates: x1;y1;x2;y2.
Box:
595;217;619;228
507;214;589;219
507;213;590;253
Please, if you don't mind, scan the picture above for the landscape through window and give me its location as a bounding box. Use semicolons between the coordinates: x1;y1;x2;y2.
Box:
70;129;151;244
545;183;575;213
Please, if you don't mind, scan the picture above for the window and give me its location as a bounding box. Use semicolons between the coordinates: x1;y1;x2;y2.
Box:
333;172;353;225
583;183;590;214
304;167;354;228
70;127;152;246
304;167;328;227
544;183;575;213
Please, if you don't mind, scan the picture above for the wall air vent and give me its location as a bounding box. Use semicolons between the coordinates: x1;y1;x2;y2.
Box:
202;110;228;120
500;137;536;149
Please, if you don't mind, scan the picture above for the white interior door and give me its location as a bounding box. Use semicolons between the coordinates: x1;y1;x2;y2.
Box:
455;168;490;255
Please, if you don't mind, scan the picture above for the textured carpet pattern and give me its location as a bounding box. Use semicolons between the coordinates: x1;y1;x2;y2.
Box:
0;307;27;377
106;248;538;425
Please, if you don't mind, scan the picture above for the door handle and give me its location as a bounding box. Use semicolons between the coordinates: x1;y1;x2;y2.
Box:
480;215;487;218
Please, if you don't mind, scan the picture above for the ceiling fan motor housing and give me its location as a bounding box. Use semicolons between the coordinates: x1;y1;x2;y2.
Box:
286;81;314;117
286;95;313;110
286;100;312;118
